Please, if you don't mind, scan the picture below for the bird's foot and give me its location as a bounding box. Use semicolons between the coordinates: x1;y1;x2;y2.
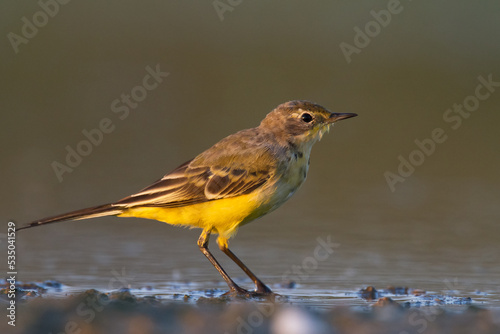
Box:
223;284;279;300
255;282;273;294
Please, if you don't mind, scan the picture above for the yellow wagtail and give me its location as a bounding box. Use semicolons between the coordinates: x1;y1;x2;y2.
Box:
18;100;357;296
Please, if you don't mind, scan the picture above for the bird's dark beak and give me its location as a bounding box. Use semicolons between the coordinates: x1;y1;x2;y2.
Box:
327;113;358;123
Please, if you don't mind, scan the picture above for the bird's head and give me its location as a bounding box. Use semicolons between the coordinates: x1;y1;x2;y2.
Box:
260;100;357;145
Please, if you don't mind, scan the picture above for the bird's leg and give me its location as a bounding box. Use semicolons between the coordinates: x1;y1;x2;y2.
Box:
217;237;273;295
197;230;248;295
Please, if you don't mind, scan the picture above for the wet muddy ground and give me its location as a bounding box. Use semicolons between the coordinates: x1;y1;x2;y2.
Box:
2;280;500;334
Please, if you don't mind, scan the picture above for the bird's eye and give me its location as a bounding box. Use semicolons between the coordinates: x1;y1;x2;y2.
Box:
301;113;313;123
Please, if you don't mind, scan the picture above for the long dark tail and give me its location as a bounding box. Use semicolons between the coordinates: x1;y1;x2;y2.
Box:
16;204;124;232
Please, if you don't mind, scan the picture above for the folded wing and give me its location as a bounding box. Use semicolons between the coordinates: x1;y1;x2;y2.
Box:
114;132;277;209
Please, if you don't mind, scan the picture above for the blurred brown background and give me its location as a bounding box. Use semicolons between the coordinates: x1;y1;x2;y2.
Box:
1;1;499;294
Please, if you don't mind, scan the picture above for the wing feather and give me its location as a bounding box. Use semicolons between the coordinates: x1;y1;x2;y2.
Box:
114;129;278;209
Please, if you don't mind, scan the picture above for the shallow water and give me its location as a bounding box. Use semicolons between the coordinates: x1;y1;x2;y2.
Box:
9;272;497;313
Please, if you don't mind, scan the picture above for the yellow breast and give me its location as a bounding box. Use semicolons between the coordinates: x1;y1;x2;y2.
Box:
265;149;310;212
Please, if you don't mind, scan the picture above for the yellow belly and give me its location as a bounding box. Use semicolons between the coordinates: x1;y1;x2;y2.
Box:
118;191;269;240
